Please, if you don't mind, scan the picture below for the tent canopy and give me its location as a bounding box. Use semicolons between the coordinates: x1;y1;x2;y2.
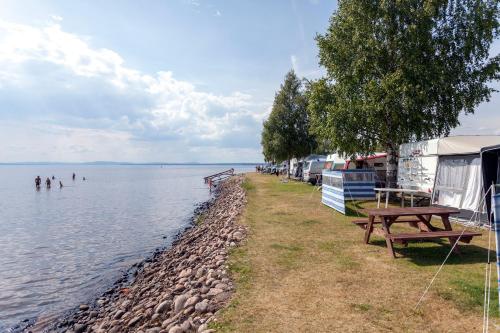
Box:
437;136;500;155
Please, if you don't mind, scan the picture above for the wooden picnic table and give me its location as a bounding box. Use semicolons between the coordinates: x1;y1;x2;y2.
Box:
360;206;482;258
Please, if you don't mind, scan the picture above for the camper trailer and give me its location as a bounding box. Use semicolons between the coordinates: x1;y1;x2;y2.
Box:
344;154;387;187
326;153;347;170
302;155;327;185
398;135;500;221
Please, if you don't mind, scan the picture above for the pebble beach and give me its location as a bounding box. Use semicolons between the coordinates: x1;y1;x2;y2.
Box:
32;175;247;333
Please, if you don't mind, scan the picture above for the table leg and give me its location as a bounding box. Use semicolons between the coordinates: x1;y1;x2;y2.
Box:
416;214;437;232
385;192;389;208
401;192;405;207
364;214;375;244
377;191;381;208
442;214;452;231
411;194;414;207
382;216;396;258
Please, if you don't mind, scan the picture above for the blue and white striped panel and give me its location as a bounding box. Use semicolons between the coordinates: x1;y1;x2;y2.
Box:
343;181;375;201
322;184;345;214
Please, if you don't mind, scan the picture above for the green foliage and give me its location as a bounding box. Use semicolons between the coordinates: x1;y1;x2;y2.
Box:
310;0;499;185
261;70;317;163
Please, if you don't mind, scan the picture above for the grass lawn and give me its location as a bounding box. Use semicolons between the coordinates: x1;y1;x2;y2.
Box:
212;173;498;332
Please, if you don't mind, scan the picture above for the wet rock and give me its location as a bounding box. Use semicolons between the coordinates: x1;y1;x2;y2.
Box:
79;304;89;311
74;323;87;333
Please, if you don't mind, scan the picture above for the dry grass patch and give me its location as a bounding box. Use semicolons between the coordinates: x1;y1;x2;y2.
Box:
213;173;498;332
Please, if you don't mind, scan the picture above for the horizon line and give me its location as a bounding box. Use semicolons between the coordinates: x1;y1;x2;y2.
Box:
0;161;262;166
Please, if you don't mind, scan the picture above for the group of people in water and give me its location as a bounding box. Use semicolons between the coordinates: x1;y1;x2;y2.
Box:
35;172;86;190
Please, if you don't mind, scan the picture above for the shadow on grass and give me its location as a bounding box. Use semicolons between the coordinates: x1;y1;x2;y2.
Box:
344;201;369;217
369;239;490;266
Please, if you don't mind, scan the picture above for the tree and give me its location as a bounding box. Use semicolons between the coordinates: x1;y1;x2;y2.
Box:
261;70;317;176
310;0;499;187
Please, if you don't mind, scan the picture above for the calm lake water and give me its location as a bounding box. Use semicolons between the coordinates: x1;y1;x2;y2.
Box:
0;164;253;331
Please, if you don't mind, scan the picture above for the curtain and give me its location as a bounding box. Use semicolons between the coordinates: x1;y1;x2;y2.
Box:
461;157;484;212
433;155;484;212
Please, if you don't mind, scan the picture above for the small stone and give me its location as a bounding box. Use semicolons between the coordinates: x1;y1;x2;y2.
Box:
184;295;200;308
74;324;87;333
89;311;98;318
214;283;228;290
146;328;161;333
155;300;172;314
168;325;183;333
127;315;142;327
178;268;192;278
207;288;223;297
195;299;209;313
180;320;191;331
79;304;89;311
121;300;132;309
197;323;208;333
195;267;205;278
113;310;125;319
232;231;244;240
173;294;188;313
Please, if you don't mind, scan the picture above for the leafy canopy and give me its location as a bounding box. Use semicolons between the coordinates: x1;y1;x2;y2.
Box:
261;70;316;162
309;0;500;157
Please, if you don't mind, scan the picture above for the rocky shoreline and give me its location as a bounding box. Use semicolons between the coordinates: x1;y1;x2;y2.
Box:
32;175;247;333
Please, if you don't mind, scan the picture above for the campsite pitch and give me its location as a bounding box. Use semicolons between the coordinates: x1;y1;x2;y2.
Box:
211;173;497;332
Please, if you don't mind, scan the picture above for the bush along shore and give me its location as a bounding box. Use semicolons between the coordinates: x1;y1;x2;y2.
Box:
42;176;247;333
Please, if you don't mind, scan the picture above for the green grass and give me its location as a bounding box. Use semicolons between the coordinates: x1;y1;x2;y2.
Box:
214;173;497;332
242;178;255;192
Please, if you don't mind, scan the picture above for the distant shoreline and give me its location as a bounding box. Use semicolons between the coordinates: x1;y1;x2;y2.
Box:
0;162;261;166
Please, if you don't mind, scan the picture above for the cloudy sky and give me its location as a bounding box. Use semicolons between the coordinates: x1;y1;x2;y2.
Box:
0;0;498;163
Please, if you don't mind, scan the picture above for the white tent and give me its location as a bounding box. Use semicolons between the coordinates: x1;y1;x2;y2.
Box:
399;136;500;222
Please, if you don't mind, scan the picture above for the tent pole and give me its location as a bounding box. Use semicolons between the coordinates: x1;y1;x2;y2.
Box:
492;184;500;313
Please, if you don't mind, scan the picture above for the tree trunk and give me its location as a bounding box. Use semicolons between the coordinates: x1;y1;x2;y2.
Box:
385;144;398;188
288;158;291;179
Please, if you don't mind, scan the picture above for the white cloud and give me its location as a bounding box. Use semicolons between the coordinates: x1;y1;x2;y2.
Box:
0;20;265;162
50;14;63;22
215;10;222;17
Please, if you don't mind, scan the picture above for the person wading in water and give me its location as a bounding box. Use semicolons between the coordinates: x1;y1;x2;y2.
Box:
45;177;51;189
72;173;76;181
59;181;63;188
35;176;41;190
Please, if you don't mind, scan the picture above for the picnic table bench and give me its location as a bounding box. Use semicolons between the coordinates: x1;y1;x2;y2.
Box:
357;207;482;258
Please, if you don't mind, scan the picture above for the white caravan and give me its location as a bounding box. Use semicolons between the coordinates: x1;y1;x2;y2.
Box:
302;155;327;184
398;135;500;220
326;153;347;170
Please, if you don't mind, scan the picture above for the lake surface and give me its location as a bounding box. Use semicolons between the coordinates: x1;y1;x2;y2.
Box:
0;164;254;331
